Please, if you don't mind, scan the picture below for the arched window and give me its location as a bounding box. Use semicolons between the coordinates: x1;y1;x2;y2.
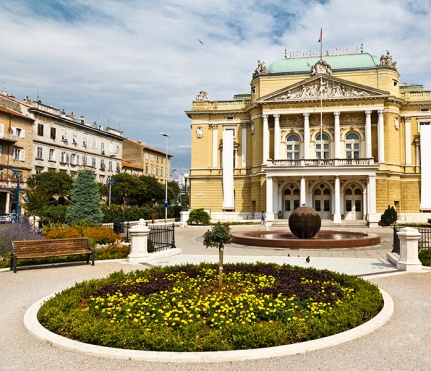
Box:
316;133;330;159
286;134;300;160
345;132;360;159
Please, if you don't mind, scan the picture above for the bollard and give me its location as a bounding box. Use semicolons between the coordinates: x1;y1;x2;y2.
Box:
127;219;151;263
397;227;422;271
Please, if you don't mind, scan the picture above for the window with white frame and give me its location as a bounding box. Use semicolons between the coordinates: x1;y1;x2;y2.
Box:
145;152;149;159
60;151;67;163
83;155;87;166
14;128;23;138
49;148;55;161
13;148;22;160
50;127;56;139
83;137;88;147
101;142;105;152
108;161;113;172
116;162;121;172
286;134;300;160
36;146;43;159
315;133;330;159
116;145;120;155
92;139;97;149
37;124;44;136
100;159;105;170
345;132;360;159
92;157;96;168
70;153;76;165
72;133;78;145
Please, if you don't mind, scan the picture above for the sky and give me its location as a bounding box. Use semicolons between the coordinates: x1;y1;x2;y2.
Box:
1;0;431;178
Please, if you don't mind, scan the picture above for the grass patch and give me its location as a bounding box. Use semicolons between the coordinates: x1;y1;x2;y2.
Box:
38;262;383;352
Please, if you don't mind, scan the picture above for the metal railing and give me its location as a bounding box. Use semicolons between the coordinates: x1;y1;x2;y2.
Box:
148;223;176;252
392;226;431;254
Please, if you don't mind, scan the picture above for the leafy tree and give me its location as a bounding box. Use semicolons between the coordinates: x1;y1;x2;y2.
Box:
168;180;180;204
203;223;233;290
138;175;164;204
66;170;103;225
22;188;50;231
380;205;397;226
111;173;146;204
27;172;73;202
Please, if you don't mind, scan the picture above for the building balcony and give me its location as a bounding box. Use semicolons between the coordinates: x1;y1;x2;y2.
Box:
267;158;375;168
0;133;18;144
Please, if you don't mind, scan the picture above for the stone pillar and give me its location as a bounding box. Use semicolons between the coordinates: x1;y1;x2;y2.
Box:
273;114;280;160
180;209;190;227
405;118;411;165
334;112;340;158
334;176;341;223
300;177;306;206
303;113;310;158
241;122;247;168
127;219;151;263
367;175;379;227
266;176;274;220
377;110;385;163
211;124;218;168
263;114;269;165
365;110;372;158
397;227;423;271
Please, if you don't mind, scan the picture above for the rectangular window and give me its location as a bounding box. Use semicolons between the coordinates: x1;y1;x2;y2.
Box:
49;149;55;161
293;200;300;209
346;200;352;212
36;146;43;159
13;148;21;160
83;137;88;147
145;152;149;159
83;155;87;166
92;157;96;168
145;165;148;174
314;200;321;211
108;161;112;172
50;127;56;139
100;159;105;170
92;139;97;149
116;162;120;172
37;124;44;136
285;200;291;211
14;128;22;138
116;145;120;155
61;152;67;163
70;153;76;165
72;134;78;145
323;200;330;211
355;200;361;212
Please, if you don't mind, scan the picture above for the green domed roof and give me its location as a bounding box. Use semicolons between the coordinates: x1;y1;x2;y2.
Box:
267;53;380;74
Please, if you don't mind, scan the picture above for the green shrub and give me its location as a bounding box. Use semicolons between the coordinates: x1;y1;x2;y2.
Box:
380;205;397;226
187;208;210;225
38;263;383;352
419;248;431;266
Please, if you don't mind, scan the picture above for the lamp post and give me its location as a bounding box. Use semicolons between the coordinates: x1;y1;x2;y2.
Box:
160;132;169;223
183;173;189;210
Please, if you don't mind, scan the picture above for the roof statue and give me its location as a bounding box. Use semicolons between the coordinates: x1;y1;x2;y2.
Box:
252;60;268;78
379;50;397;69
195;90;208;101
311;59;333;76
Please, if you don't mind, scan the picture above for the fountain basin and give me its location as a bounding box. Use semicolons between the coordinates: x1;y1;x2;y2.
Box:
232;230;380;249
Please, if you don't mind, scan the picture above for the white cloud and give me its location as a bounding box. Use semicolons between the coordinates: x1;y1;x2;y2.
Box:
1;0;430;175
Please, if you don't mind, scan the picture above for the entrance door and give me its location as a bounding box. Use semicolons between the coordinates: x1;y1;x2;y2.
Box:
314;184;331;220
344;186;363;220
283;186;300;219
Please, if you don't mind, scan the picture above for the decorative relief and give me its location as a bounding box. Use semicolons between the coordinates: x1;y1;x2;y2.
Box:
195;90;208;101
274;79;370;101
341;112;365;124
252;60;267;78
251;121;255;134
380;50;397;70
311;60;333;76
196;126;204;138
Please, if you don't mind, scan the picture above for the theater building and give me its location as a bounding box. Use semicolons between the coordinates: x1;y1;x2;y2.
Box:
186;48;431;226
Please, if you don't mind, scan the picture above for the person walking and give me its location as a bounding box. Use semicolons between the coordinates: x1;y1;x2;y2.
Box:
260;210;269;230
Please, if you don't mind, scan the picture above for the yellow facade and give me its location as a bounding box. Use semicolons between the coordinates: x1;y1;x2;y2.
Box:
186;49;431;224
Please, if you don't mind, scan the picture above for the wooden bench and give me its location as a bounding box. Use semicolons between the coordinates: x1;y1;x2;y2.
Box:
11;237;94;273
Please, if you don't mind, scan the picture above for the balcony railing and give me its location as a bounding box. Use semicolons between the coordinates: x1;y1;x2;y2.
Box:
267;158;375;167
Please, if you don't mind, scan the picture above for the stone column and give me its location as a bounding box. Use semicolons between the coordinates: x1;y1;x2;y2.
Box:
263;114;269;165
377;110;385;163
273;114;280;160
334;112;340;158
300;177;306;206
362;187;367;219
211;124;218;168
127;219;151;263
405;117;412;165
303;113;310;158
266;176;274;220
365;110;372;158
273;178;279;219
241;122;248;168
334;176;341;223
367;175;379;227
397;227;423;271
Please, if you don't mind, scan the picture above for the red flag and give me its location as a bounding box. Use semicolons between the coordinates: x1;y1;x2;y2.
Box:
318;28;322;43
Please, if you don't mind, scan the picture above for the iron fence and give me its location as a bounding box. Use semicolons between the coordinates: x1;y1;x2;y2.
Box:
392;226;431;254
148;223;176;252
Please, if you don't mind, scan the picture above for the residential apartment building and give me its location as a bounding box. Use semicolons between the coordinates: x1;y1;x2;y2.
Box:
0;90;124;212
123;139;172;183
0;94;34;213
186;48;431;225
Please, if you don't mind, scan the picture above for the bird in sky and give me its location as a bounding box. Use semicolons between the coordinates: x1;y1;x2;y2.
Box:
306;256;310;263
197;39;203;45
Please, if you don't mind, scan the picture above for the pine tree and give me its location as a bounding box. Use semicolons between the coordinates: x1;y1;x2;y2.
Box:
66;169;103;225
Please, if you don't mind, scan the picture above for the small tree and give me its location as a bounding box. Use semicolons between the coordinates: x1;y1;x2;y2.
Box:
380;205;397;226
187;208;211;225
203;222;232;290
66;170;103;226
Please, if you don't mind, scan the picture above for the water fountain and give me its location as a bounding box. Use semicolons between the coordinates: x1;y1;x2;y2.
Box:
232;206;380;249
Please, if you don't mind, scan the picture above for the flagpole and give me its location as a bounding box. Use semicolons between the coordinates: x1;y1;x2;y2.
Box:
319;28;323;157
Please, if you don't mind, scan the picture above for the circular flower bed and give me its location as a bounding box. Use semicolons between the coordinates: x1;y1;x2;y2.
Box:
38;263;383;352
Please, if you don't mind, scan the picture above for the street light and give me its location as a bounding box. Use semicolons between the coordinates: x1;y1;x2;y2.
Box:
160;132;169;223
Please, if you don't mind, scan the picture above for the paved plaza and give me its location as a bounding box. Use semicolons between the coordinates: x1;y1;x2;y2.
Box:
1;224;431;370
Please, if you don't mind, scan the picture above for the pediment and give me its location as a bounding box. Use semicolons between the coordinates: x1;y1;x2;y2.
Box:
258;75;390;103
